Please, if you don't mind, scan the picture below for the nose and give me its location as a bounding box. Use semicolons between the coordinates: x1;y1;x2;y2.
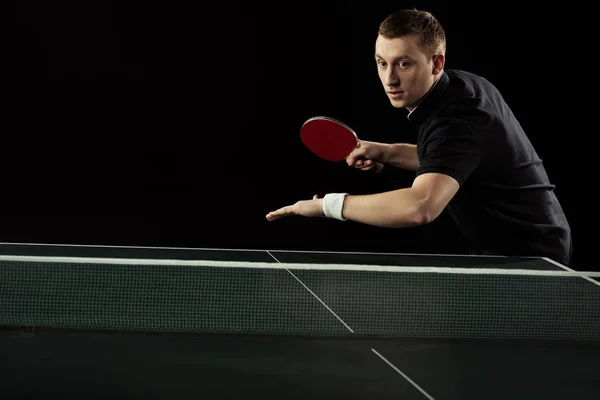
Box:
384;68;399;87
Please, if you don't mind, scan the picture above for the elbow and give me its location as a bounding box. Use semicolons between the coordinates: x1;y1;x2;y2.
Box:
408;202;440;226
410;209;433;226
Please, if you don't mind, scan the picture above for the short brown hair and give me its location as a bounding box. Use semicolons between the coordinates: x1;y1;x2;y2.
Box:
378;9;446;57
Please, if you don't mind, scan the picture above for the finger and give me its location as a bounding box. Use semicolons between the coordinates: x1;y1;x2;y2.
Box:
352;159;376;170
346;148;362;166
360;160;374;170
266;211;285;221
266;213;281;221
266;206;293;221
347;147;369;166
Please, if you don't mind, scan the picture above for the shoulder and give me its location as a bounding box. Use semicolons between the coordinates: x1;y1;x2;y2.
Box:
445;69;498;90
410;69;505;139
429;70;502;127
443;69;504;104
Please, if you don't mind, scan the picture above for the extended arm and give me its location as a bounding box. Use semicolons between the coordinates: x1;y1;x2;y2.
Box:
340;172;459;228
265;172;459;224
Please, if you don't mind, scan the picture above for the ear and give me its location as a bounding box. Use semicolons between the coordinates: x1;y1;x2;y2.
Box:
432;53;445;75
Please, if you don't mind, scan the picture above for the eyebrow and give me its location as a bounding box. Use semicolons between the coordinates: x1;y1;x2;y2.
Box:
374;53;413;60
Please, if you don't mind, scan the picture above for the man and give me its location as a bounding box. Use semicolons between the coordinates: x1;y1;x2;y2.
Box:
265;9;572;266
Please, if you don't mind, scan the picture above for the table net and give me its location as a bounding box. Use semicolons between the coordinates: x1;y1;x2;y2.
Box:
1;254;599;339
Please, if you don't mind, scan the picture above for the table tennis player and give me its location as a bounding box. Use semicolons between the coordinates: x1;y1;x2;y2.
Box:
266;9;572;266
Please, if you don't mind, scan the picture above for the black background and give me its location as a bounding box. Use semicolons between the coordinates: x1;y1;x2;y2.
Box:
2;1;595;269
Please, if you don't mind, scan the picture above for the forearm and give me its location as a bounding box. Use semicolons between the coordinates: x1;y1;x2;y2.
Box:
381;143;420;171
341;188;431;228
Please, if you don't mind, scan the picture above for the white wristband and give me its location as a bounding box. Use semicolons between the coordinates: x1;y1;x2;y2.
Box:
322;193;348;221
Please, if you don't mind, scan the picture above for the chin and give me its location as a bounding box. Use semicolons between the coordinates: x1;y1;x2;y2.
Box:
389;99;407;109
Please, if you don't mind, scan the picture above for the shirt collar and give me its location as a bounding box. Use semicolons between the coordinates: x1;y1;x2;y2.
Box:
406;71;449;124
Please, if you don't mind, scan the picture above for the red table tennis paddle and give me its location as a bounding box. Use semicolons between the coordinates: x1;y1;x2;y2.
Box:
300;116;358;161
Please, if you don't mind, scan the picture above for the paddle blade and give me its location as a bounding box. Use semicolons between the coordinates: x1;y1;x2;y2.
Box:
300;116;358;161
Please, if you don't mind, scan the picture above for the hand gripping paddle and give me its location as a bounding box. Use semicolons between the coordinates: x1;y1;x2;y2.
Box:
300;116;359;161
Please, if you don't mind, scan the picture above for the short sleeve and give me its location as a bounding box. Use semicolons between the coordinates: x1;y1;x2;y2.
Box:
416;104;488;186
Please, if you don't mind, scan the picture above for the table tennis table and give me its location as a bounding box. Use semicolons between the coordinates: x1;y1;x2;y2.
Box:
1;242;599;399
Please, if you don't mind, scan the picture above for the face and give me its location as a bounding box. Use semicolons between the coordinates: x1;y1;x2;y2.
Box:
375;35;444;110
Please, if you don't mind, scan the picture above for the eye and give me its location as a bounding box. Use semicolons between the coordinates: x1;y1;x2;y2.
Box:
398;61;410;68
377;60;387;67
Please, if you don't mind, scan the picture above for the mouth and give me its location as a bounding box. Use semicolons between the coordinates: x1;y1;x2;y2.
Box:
387;90;405;100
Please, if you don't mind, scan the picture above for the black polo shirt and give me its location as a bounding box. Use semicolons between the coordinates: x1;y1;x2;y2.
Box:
407;69;572;265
